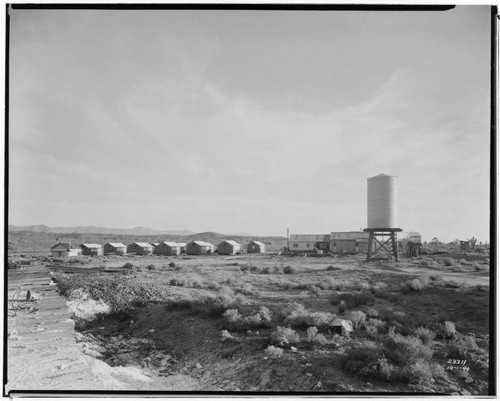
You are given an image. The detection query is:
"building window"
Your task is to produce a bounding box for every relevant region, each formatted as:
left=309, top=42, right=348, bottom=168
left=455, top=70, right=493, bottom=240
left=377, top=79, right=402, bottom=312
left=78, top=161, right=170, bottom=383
left=293, top=243, right=298, bottom=248
left=306, top=243, right=310, bottom=248
left=320, top=243, right=326, bottom=249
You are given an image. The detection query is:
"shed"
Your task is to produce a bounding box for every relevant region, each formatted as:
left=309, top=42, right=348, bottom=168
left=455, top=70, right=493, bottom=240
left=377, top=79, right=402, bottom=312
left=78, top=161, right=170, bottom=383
left=127, top=242, right=154, bottom=255
left=154, top=241, right=181, bottom=256
left=185, top=241, right=215, bottom=255
left=289, top=234, right=328, bottom=252
left=80, top=244, right=104, bottom=256
left=247, top=240, right=266, bottom=254
left=459, top=240, right=470, bottom=251
left=103, top=242, right=127, bottom=256
left=330, top=232, right=369, bottom=253
left=177, top=243, right=187, bottom=254
left=217, top=240, right=241, bottom=255
left=50, top=243, right=82, bottom=258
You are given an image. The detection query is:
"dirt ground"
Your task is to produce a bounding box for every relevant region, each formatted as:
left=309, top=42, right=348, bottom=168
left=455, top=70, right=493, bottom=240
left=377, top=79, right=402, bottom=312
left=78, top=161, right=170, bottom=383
left=7, top=250, right=492, bottom=394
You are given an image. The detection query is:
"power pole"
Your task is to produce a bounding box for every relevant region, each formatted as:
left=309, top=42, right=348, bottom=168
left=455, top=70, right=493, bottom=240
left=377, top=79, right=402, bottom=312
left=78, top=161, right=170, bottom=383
left=287, top=228, right=289, bottom=250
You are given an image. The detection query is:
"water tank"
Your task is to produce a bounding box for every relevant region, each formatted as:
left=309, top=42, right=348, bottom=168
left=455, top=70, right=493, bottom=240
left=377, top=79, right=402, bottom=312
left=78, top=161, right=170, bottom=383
left=406, top=232, right=422, bottom=244
left=367, top=173, right=398, bottom=228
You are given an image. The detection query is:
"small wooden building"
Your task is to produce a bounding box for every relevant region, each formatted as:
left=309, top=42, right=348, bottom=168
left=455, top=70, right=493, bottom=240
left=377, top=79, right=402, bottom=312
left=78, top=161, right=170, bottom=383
left=154, top=241, right=181, bottom=256
left=103, top=242, right=127, bottom=255
left=80, top=243, right=104, bottom=256
left=289, top=234, right=328, bottom=252
left=459, top=240, right=470, bottom=251
left=127, top=242, right=153, bottom=255
left=185, top=240, right=215, bottom=255
left=177, top=243, right=187, bottom=254
left=330, top=232, right=369, bottom=253
left=247, top=240, right=266, bottom=254
left=51, top=243, right=82, bottom=258
left=217, top=240, right=241, bottom=255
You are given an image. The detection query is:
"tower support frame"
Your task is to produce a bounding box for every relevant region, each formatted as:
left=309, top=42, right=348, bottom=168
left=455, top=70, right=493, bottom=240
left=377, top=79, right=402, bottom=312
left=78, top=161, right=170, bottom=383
left=363, top=228, right=402, bottom=261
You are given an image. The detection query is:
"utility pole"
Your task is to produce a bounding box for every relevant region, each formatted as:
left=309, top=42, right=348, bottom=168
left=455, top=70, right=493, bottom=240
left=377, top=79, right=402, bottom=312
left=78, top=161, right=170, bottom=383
left=287, top=228, right=289, bottom=250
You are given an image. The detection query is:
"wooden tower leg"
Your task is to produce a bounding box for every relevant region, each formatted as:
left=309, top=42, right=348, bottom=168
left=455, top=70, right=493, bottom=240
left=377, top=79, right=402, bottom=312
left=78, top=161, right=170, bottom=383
left=367, top=232, right=374, bottom=260
left=391, top=232, right=399, bottom=261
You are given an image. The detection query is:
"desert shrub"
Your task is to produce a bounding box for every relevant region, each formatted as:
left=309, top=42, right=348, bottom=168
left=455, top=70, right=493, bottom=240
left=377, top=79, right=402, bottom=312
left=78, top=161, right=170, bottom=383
left=365, top=325, right=378, bottom=337
left=351, top=282, right=370, bottom=291
left=146, top=264, right=157, bottom=270
left=338, top=303, right=346, bottom=314
left=442, top=257, right=455, bottom=266
left=366, top=307, right=379, bottom=318
left=240, top=283, right=262, bottom=297
left=309, top=286, right=321, bottom=297
left=169, top=277, right=187, bottom=286
left=446, top=334, right=481, bottom=360
left=223, top=306, right=273, bottom=330
left=416, top=274, right=430, bottom=287
left=190, top=279, right=205, bottom=289
left=280, top=280, right=298, bottom=290
left=273, top=265, right=283, bottom=274
left=326, top=265, right=340, bottom=271
left=330, top=292, right=341, bottom=305
left=261, top=266, right=272, bottom=274
left=239, top=264, right=250, bottom=272
left=337, top=291, right=375, bottom=309
left=382, top=332, right=433, bottom=367
left=283, top=265, right=296, bottom=274
left=271, top=326, right=300, bottom=346
left=442, top=321, right=457, bottom=338
left=220, top=329, right=240, bottom=342
left=201, top=292, right=241, bottom=315
left=282, top=303, right=336, bottom=329
left=306, top=326, right=329, bottom=346
left=206, top=280, right=221, bottom=290
left=350, top=311, right=366, bottom=331
left=405, top=360, right=434, bottom=385
left=123, top=262, right=134, bottom=269
left=219, top=285, right=235, bottom=296
left=413, top=327, right=436, bottom=345
left=402, top=278, right=424, bottom=292
left=316, top=277, right=336, bottom=290
left=342, top=341, right=383, bottom=375
left=168, top=262, right=176, bottom=268
left=174, top=265, right=183, bottom=271
left=370, top=282, right=388, bottom=294
left=365, top=318, right=386, bottom=335
left=265, top=345, right=283, bottom=359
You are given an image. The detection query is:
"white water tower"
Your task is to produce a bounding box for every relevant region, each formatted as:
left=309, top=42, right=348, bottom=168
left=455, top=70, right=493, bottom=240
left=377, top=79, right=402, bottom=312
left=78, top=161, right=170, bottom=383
left=364, top=173, right=402, bottom=261
left=367, top=173, right=398, bottom=228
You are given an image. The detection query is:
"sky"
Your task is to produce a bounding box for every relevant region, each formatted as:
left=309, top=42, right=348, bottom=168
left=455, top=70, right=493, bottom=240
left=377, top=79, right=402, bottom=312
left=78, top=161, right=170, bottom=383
left=8, top=6, right=491, bottom=242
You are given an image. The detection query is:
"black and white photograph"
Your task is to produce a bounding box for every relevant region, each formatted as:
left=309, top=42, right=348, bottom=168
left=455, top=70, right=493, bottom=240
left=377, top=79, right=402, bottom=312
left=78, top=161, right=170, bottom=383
left=5, top=3, right=495, bottom=396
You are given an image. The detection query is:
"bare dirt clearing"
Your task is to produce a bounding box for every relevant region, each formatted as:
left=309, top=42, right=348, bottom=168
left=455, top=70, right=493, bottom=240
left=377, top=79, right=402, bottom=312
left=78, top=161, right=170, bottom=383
left=7, top=250, right=491, bottom=394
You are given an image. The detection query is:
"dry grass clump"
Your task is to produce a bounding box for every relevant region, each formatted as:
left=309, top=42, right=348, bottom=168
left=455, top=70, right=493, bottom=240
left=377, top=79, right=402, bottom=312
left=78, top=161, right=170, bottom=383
left=223, top=306, right=273, bottom=330
left=413, top=326, right=437, bottom=345
left=442, top=321, right=457, bottom=338
left=401, top=275, right=430, bottom=293
left=315, top=277, right=337, bottom=290
left=239, top=283, right=262, bottom=297
left=271, top=326, right=300, bottom=346
left=442, top=257, right=455, bottom=266
left=326, top=265, right=341, bottom=271
left=364, top=318, right=387, bottom=337
left=169, top=277, right=187, bottom=286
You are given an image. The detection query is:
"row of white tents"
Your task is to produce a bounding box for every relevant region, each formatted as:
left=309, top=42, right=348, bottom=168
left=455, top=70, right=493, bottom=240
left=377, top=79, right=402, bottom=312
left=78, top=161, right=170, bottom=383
left=51, top=240, right=266, bottom=258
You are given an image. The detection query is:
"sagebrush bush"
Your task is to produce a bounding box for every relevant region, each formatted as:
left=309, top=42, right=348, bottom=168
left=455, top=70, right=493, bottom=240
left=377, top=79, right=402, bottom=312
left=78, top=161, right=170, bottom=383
left=271, top=326, right=300, bottom=346
left=223, top=306, right=273, bottom=330
left=442, top=257, right=455, bottom=266
left=337, top=291, right=375, bottom=309
left=265, top=345, right=284, bottom=359
left=350, top=310, right=366, bottom=331
left=442, top=321, right=457, bottom=338
left=446, top=334, right=481, bottom=360
left=413, top=326, right=436, bottom=345
left=330, top=292, right=341, bottom=305
left=306, top=326, right=329, bottom=346
left=168, top=261, right=176, bottom=268
left=123, top=262, right=134, bottom=269
left=326, top=265, right=340, bottom=271
left=283, top=265, right=296, bottom=274
left=282, top=303, right=336, bottom=329
left=169, top=277, right=187, bottom=286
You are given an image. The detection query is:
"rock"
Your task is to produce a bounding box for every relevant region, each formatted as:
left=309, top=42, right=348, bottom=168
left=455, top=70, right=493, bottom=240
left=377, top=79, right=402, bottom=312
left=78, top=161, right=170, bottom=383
left=465, top=377, right=474, bottom=384
left=291, top=346, right=298, bottom=352
left=316, top=381, right=322, bottom=389
left=306, top=372, right=313, bottom=377
left=460, top=390, right=471, bottom=396
left=148, top=329, right=155, bottom=333
left=196, top=363, right=203, bottom=369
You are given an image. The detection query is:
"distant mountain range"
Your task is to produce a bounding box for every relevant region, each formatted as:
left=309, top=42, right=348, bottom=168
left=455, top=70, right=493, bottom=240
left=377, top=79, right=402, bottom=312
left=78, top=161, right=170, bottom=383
left=8, top=224, right=195, bottom=236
